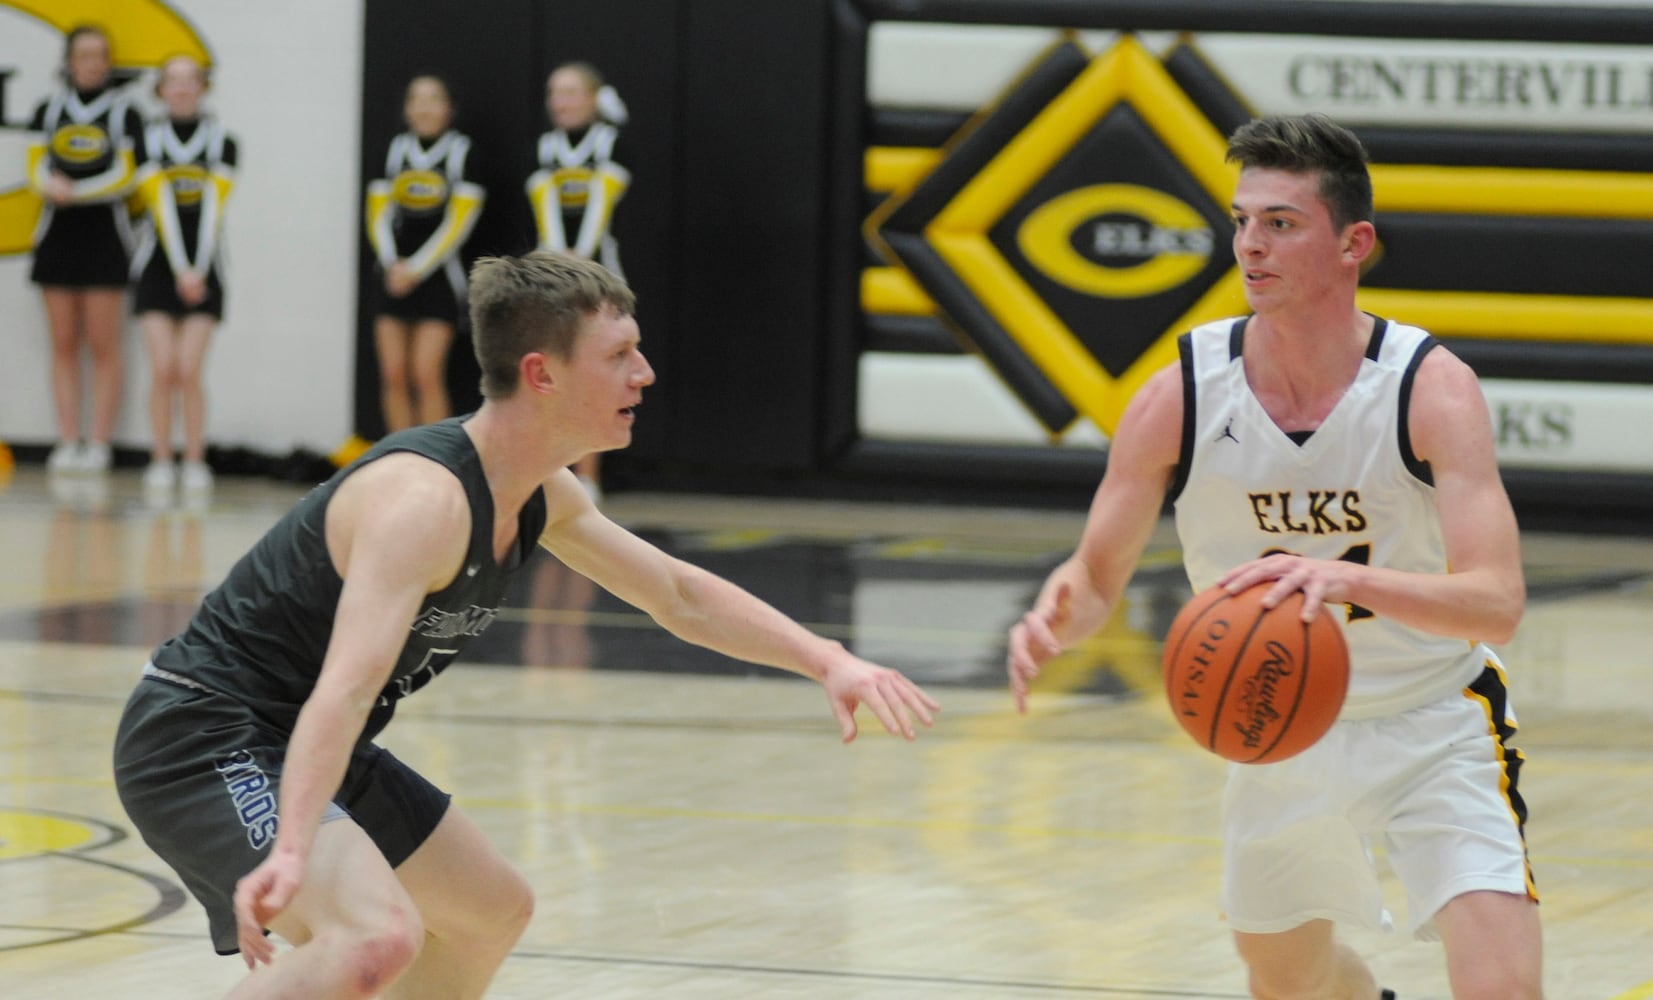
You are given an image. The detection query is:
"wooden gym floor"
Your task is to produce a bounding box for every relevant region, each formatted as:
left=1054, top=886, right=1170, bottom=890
left=1, top=466, right=1650, bottom=998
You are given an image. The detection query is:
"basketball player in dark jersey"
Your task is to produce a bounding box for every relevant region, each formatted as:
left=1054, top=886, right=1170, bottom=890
left=367, top=75, right=484, bottom=433
left=113, top=250, right=939, bottom=999
left=132, top=55, right=238, bottom=499
left=26, top=25, right=145, bottom=475
left=527, top=61, right=629, bottom=501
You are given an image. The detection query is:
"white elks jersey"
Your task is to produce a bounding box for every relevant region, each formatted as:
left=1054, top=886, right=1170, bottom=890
left=1170, top=315, right=1498, bottom=718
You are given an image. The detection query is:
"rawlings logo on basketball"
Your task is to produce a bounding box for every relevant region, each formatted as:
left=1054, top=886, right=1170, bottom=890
left=1231, top=640, right=1295, bottom=750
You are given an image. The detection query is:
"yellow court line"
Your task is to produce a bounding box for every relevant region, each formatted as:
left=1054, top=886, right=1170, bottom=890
left=451, top=795, right=1224, bottom=847
left=1609, top=982, right=1653, bottom=1000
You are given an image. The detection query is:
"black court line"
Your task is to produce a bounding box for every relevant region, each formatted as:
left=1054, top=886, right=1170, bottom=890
left=502, top=946, right=1248, bottom=998
left=0, top=853, right=189, bottom=953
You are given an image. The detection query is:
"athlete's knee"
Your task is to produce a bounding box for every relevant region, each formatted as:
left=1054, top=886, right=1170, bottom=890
left=1235, top=937, right=1340, bottom=1000
left=378, top=362, right=409, bottom=388
left=151, top=361, right=181, bottom=391
left=410, top=365, right=445, bottom=397
left=497, top=868, right=535, bottom=940
left=331, top=904, right=425, bottom=998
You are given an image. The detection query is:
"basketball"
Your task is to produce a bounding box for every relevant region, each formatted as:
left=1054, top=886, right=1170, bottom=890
left=1161, top=582, right=1349, bottom=764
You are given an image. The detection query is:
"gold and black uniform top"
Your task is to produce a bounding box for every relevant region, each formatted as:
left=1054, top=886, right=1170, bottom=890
left=526, top=122, right=630, bottom=272
left=366, top=129, right=485, bottom=284
left=132, top=117, right=238, bottom=277
left=28, top=84, right=144, bottom=191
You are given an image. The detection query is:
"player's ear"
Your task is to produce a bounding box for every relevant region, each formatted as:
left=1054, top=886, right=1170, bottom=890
left=522, top=352, right=556, bottom=394
left=1342, top=220, right=1377, bottom=265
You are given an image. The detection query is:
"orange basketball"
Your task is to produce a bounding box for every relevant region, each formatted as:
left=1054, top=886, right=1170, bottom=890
left=1161, top=582, right=1349, bottom=764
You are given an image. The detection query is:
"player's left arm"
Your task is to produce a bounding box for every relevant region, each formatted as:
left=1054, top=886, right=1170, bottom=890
left=570, top=162, right=628, bottom=259
left=1399, top=347, right=1525, bottom=641
left=403, top=139, right=483, bottom=282
left=190, top=133, right=237, bottom=275
left=536, top=470, right=938, bottom=740
left=1223, top=348, right=1524, bottom=643
left=401, top=180, right=483, bottom=282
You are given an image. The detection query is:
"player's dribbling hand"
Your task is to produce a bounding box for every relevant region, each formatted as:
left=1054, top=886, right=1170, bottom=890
left=821, top=653, right=939, bottom=743
left=233, top=850, right=304, bottom=968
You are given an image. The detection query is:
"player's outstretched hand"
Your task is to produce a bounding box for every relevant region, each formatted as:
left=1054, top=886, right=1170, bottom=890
left=821, top=653, right=939, bottom=742
left=233, top=850, right=304, bottom=968
left=1007, top=582, right=1072, bottom=714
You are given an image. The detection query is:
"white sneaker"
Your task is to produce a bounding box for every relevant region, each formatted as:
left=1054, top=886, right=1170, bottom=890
left=46, top=441, right=81, bottom=475
left=143, top=461, right=177, bottom=494
left=180, top=460, right=214, bottom=493
left=79, top=441, right=112, bottom=474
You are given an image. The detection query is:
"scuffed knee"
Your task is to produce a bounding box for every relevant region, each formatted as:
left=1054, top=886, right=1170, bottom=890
left=339, top=905, right=424, bottom=998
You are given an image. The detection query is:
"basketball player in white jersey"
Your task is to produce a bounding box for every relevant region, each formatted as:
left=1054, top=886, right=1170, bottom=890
left=1007, top=114, right=1542, bottom=1000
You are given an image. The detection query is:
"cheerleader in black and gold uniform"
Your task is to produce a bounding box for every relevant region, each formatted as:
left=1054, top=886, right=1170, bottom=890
left=366, top=75, right=484, bottom=432
left=26, top=25, right=145, bottom=474
left=131, top=55, right=237, bottom=499
left=527, top=61, right=629, bottom=498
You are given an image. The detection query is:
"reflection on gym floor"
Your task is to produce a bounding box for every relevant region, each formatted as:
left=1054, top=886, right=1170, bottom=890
left=2, top=468, right=1651, bottom=999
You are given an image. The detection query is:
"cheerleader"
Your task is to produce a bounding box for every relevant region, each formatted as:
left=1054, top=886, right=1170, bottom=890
left=365, top=75, right=484, bottom=432
left=26, top=25, right=144, bottom=475
left=527, top=61, right=629, bottom=499
left=131, top=55, right=237, bottom=499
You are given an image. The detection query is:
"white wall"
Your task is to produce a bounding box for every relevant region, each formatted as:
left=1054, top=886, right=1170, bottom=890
left=0, top=0, right=363, bottom=455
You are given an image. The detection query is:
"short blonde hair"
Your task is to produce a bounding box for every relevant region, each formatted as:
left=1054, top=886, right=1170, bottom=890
left=468, top=251, right=636, bottom=399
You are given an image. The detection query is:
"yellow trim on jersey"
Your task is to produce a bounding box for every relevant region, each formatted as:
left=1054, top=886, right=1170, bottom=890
left=403, top=182, right=484, bottom=283
left=62, top=147, right=138, bottom=204
left=526, top=169, right=567, bottom=251
left=136, top=163, right=190, bottom=276
left=209, top=168, right=236, bottom=205
left=365, top=180, right=395, bottom=268
left=1460, top=663, right=1539, bottom=901
left=572, top=166, right=628, bottom=259
left=192, top=166, right=236, bottom=274
left=25, top=141, right=50, bottom=194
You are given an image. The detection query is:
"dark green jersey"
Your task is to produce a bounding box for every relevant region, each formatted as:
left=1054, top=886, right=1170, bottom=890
left=151, top=418, right=548, bottom=742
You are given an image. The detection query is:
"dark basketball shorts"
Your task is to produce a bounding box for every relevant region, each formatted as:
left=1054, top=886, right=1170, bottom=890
left=31, top=204, right=131, bottom=287
left=134, top=253, right=224, bottom=320
left=112, top=673, right=451, bottom=955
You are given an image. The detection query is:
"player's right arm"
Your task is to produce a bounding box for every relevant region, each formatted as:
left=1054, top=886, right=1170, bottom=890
left=1009, top=362, right=1182, bottom=713
left=526, top=166, right=567, bottom=251
left=233, top=456, right=470, bottom=965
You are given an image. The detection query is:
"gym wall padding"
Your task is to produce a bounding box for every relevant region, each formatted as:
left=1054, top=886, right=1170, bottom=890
left=358, top=0, right=1653, bottom=530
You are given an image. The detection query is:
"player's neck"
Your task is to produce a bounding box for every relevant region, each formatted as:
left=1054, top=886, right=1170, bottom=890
left=463, top=402, right=579, bottom=510
left=1243, top=308, right=1373, bottom=425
